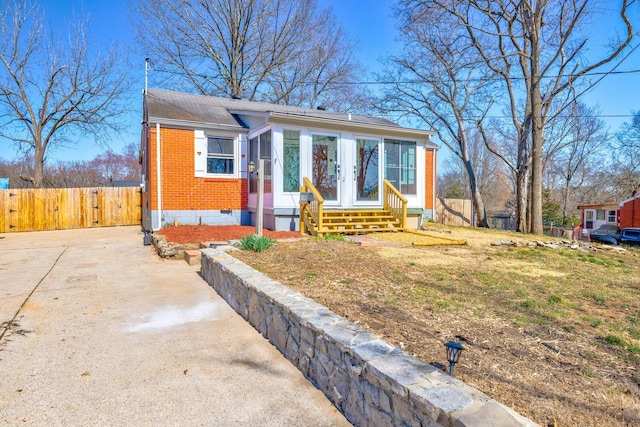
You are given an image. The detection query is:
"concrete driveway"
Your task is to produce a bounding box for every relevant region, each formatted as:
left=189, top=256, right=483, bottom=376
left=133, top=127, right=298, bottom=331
left=0, top=226, right=349, bottom=426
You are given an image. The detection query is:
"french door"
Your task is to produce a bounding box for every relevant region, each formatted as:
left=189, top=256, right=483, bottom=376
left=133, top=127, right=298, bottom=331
left=311, top=134, right=340, bottom=204
left=354, top=138, right=381, bottom=204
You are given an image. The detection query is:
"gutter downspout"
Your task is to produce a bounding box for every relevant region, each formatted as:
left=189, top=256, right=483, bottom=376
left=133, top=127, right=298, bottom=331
left=155, top=123, right=162, bottom=231
left=432, top=148, right=437, bottom=222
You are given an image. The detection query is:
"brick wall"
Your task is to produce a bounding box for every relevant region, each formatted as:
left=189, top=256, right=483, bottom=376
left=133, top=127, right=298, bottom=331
left=620, top=197, right=640, bottom=229
left=425, top=149, right=436, bottom=210
left=147, top=127, right=247, bottom=212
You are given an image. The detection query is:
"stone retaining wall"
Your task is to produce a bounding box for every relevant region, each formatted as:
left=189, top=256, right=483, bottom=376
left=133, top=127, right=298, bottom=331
left=201, top=249, right=538, bottom=427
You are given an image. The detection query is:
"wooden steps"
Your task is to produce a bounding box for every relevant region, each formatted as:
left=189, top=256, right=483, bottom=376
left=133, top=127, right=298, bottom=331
left=303, top=208, right=403, bottom=235
left=299, top=178, right=408, bottom=237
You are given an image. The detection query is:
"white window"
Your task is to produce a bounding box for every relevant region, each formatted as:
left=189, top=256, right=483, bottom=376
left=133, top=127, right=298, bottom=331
left=249, top=130, right=272, bottom=193
left=194, top=130, right=237, bottom=178
left=207, top=137, right=235, bottom=174
left=282, top=130, right=301, bottom=193
left=384, top=139, right=416, bottom=194
left=608, top=210, right=617, bottom=223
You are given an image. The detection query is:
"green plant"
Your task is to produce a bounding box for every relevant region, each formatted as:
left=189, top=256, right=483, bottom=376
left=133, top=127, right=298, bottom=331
left=321, top=233, right=345, bottom=241
left=604, top=334, right=625, bottom=347
left=239, top=234, right=275, bottom=252
left=582, top=316, right=602, bottom=328
left=548, top=295, right=563, bottom=304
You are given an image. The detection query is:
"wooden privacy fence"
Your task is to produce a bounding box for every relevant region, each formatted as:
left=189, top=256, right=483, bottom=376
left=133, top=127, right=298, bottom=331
left=435, top=197, right=473, bottom=227
left=0, top=187, right=141, bottom=233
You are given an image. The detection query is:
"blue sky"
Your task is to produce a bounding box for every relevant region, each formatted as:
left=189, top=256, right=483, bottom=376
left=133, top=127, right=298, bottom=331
left=1, top=0, right=638, bottom=167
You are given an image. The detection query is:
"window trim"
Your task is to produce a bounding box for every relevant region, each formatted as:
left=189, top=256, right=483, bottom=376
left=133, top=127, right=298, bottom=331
left=206, top=136, right=236, bottom=176
left=194, top=130, right=241, bottom=179
left=282, top=129, right=302, bottom=194
left=383, top=139, right=417, bottom=195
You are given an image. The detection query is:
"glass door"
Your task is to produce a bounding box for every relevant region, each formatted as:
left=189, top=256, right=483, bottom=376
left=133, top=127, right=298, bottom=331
left=312, top=134, right=340, bottom=203
left=354, top=138, right=380, bottom=203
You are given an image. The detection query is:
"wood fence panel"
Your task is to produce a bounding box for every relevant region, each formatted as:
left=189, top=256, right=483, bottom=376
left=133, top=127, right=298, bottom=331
left=0, top=190, right=6, bottom=232
left=117, top=187, right=143, bottom=225
left=0, top=187, right=141, bottom=233
left=436, top=198, right=473, bottom=227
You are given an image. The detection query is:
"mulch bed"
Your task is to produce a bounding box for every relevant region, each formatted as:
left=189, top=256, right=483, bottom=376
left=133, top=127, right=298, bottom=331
left=157, top=225, right=303, bottom=244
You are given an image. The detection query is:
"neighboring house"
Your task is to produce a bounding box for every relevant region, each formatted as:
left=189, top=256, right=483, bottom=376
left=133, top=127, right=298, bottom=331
left=577, top=203, right=620, bottom=238
left=619, top=195, right=640, bottom=229
left=141, top=89, right=438, bottom=233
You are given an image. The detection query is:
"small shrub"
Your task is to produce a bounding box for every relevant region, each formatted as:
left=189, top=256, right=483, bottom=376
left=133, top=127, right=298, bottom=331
left=239, top=234, right=274, bottom=252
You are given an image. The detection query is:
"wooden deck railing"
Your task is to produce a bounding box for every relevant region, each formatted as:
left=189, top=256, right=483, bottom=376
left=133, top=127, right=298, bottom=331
left=299, top=177, right=325, bottom=235
left=383, top=179, right=407, bottom=229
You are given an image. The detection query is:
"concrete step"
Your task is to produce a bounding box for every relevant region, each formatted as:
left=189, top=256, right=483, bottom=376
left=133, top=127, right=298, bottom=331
left=184, top=249, right=201, bottom=266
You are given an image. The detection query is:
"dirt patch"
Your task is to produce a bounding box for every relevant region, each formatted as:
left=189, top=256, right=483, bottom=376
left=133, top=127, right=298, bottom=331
left=229, top=228, right=640, bottom=427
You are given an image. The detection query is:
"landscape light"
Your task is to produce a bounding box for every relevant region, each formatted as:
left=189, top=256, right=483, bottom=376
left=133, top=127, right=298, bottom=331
left=444, top=341, right=465, bottom=377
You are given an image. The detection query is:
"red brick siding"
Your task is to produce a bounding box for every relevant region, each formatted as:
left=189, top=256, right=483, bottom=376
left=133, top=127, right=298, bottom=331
left=147, top=127, right=247, bottom=211
left=620, top=197, right=640, bottom=229
left=424, top=149, right=436, bottom=210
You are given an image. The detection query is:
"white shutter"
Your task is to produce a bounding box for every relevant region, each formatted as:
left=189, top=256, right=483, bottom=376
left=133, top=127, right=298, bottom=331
left=194, top=130, right=207, bottom=177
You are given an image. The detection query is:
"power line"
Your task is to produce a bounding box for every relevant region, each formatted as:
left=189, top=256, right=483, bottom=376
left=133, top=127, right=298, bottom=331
left=149, top=66, right=640, bottom=87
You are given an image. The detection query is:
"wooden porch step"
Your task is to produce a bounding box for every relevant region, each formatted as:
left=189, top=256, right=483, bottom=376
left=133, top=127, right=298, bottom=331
left=323, top=220, right=400, bottom=226
left=318, top=225, right=402, bottom=234
left=322, top=215, right=396, bottom=222
left=323, top=209, right=390, bottom=216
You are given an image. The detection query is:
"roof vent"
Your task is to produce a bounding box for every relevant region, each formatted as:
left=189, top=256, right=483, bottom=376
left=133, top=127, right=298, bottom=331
left=231, top=94, right=242, bottom=100
left=316, top=105, right=326, bottom=111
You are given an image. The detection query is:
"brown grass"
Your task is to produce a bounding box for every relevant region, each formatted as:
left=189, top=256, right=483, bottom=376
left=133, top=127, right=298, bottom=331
left=232, top=225, right=640, bottom=427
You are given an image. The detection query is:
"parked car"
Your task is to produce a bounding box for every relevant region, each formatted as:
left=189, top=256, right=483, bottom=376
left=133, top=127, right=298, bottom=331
left=589, top=224, right=620, bottom=245
left=620, top=228, right=640, bottom=245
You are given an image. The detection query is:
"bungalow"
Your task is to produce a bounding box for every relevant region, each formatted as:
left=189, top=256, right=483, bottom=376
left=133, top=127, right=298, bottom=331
left=619, top=195, right=640, bottom=229
left=140, top=89, right=437, bottom=234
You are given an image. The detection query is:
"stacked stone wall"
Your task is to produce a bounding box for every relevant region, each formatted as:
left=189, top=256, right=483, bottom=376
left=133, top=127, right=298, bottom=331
left=201, top=249, right=538, bottom=427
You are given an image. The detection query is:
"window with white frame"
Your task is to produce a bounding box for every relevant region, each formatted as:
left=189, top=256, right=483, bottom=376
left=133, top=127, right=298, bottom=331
left=608, top=210, right=617, bottom=223
left=384, top=139, right=416, bottom=194
left=249, top=130, right=272, bottom=193
left=207, top=136, right=235, bottom=174
left=282, top=130, right=301, bottom=192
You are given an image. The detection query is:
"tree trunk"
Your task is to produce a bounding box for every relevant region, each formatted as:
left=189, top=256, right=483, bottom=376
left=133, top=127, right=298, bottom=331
left=528, top=13, right=544, bottom=236
left=515, top=169, right=528, bottom=232
left=33, top=140, right=45, bottom=188
left=562, top=178, right=571, bottom=224
left=463, top=159, right=489, bottom=228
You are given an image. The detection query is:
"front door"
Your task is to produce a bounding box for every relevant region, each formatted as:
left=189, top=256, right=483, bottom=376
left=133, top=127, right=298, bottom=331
left=354, top=138, right=381, bottom=204
left=312, top=134, right=340, bottom=204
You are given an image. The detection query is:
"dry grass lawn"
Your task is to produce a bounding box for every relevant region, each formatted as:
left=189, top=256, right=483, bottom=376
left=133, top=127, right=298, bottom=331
left=232, top=224, right=640, bottom=427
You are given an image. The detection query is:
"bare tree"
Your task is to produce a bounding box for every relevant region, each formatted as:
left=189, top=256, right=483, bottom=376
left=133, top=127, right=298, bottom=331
left=544, top=102, right=608, bottom=222
left=0, top=0, right=129, bottom=187
left=612, top=110, right=640, bottom=198
left=406, top=0, right=635, bottom=234
left=383, top=5, right=496, bottom=227
left=133, top=0, right=370, bottom=110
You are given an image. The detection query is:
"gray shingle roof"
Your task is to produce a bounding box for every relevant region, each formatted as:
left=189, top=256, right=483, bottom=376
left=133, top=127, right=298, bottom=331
left=145, top=88, right=402, bottom=129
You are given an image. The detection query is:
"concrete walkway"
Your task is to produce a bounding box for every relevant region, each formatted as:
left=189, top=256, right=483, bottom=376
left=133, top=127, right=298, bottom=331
left=0, top=227, right=350, bottom=426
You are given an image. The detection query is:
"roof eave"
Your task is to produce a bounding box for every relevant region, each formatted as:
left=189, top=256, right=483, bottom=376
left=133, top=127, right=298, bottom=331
left=148, top=116, right=248, bottom=132
left=267, top=112, right=437, bottom=143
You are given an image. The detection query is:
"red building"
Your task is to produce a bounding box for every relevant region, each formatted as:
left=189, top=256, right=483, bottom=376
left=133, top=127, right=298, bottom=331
left=619, top=195, right=640, bottom=229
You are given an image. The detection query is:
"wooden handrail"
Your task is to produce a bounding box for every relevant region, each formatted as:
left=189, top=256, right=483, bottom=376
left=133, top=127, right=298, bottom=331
left=383, top=179, right=407, bottom=229
left=300, top=177, right=324, bottom=235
